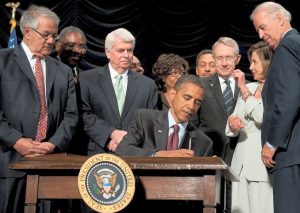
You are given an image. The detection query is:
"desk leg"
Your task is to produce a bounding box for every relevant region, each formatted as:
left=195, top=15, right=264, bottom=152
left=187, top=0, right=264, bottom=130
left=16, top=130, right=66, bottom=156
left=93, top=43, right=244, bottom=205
left=25, top=175, right=39, bottom=213
left=203, top=175, right=216, bottom=213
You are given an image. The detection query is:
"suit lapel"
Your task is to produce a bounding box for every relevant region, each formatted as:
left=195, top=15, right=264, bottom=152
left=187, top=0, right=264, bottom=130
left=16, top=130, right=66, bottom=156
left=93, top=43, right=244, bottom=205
left=154, top=111, right=169, bottom=150
left=208, top=75, right=227, bottom=115
left=45, top=58, right=58, bottom=97
left=121, top=71, right=138, bottom=119
left=99, top=67, right=120, bottom=117
left=233, top=80, right=240, bottom=111
left=14, top=46, right=36, bottom=85
left=180, top=123, right=197, bottom=149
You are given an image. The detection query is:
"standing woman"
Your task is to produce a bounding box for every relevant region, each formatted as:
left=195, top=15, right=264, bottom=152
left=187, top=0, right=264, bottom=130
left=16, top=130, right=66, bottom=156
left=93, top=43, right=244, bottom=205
left=225, top=41, right=273, bottom=213
left=152, top=53, right=189, bottom=110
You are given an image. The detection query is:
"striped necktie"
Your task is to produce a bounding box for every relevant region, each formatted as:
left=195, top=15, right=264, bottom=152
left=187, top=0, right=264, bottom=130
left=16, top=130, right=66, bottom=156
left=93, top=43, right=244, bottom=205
left=223, top=79, right=233, bottom=116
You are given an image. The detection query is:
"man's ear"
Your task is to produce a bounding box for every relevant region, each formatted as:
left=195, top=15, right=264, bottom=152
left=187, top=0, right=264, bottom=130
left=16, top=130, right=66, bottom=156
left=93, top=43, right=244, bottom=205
left=195, top=67, right=200, bottom=76
left=105, top=48, right=111, bottom=59
left=235, top=54, right=241, bottom=65
left=169, top=88, right=176, bottom=104
left=55, top=41, right=62, bottom=52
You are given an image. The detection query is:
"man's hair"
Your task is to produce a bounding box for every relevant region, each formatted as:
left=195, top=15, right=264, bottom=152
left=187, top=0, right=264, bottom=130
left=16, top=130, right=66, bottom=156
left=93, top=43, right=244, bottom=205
left=20, top=5, right=60, bottom=35
left=174, top=74, right=204, bottom=91
left=58, top=26, right=86, bottom=42
left=196, top=49, right=213, bottom=66
left=250, top=1, right=291, bottom=22
left=212, top=37, right=239, bottom=56
left=105, top=28, right=135, bottom=50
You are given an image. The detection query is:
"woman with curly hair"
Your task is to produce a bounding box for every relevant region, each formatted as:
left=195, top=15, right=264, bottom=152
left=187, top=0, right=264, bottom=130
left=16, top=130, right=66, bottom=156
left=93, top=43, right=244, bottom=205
left=152, top=53, right=189, bottom=110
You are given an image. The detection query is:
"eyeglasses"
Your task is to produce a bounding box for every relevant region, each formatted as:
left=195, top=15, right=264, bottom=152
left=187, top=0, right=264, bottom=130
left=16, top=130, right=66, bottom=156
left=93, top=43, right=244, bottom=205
left=169, top=68, right=187, bottom=77
left=59, top=41, right=87, bottom=51
left=29, top=27, right=58, bottom=40
left=214, top=55, right=236, bottom=63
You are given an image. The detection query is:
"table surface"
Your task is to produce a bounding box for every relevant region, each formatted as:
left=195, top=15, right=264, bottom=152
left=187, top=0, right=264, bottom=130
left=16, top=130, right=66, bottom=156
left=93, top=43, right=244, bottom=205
left=9, top=153, right=228, bottom=171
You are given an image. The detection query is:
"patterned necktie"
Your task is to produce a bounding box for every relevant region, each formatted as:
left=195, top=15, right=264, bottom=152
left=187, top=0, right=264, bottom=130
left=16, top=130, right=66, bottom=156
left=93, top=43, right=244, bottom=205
left=114, top=74, right=125, bottom=115
left=73, top=67, right=78, bottom=84
left=167, top=124, right=179, bottom=150
left=35, top=57, right=48, bottom=141
left=223, top=79, right=233, bottom=116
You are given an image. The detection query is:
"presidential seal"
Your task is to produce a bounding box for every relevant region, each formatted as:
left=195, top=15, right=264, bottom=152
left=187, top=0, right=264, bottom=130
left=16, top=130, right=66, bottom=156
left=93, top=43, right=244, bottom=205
left=78, top=154, right=135, bottom=213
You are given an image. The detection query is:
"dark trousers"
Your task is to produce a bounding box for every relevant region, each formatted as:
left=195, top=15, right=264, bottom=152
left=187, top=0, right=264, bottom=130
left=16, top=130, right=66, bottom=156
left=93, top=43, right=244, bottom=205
left=0, top=177, right=25, bottom=213
left=273, top=164, right=300, bottom=213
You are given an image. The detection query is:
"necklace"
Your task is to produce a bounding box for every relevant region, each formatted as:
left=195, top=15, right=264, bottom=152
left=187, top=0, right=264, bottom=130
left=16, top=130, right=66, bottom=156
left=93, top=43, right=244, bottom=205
left=258, top=82, right=264, bottom=93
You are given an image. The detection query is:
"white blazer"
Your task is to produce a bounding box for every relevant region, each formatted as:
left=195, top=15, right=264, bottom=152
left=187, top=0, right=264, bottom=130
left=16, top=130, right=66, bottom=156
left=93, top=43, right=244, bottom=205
left=225, top=82, right=271, bottom=182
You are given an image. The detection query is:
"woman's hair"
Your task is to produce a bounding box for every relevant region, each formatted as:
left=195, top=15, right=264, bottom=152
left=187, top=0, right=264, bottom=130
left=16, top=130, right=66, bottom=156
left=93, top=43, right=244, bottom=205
left=248, top=41, right=273, bottom=75
left=152, top=53, right=189, bottom=92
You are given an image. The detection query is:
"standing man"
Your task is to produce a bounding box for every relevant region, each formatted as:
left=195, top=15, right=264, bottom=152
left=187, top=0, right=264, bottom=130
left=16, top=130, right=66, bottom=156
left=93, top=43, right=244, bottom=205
left=195, top=49, right=217, bottom=78
left=198, top=37, right=240, bottom=164
left=52, top=26, right=88, bottom=155
left=0, top=5, right=77, bottom=213
left=251, top=2, right=300, bottom=213
left=80, top=28, right=157, bottom=156
left=197, top=37, right=241, bottom=212
left=53, top=26, right=88, bottom=83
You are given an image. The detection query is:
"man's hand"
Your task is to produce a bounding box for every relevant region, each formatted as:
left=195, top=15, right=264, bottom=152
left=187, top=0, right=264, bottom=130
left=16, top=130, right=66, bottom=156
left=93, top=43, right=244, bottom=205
left=155, top=149, right=194, bottom=157
left=13, top=138, right=42, bottom=156
left=24, top=141, right=56, bottom=157
left=107, top=140, right=119, bottom=152
left=108, top=129, right=127, bottom=152
left=228, top=115, right=244, bottom=132
left=261, top=144, right=276, bottom=168
left=110, top=129, right=127, bottom=145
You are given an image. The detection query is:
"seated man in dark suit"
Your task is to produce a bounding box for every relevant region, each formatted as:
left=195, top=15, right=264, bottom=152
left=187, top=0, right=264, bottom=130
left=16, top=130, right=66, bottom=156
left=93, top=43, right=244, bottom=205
left=116, top=74, right=212, bottom=157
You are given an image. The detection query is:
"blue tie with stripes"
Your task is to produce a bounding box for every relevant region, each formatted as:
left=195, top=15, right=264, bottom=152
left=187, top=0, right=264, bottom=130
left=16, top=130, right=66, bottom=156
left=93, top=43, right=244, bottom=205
left=223, top=79, right=233, bottom=116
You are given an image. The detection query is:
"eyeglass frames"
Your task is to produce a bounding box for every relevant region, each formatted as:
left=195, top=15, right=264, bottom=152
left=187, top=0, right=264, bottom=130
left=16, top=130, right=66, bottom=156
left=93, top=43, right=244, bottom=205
left=29, top=27, right=58, bottom=40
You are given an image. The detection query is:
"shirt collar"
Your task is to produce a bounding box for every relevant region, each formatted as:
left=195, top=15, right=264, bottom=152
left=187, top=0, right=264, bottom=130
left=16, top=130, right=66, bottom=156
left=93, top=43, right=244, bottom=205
left=21, top=42, right=35, bottom=62
left=218, top=75, right=234, bottom=84
left=21, top=42, right=46, bottom=62
left=109, top=63, right=128, bottom=79
left=167, top=110, right=188, bottom=130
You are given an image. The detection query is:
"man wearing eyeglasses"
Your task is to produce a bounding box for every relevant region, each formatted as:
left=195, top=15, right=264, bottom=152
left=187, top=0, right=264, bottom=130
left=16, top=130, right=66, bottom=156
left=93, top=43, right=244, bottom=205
left=198, top=37, right=241, bottom=212
left=52, top=26, right=88, bottom=84
left=51, top=26, right=89, bottom=157
left=0, top=5, right=77, bottom=213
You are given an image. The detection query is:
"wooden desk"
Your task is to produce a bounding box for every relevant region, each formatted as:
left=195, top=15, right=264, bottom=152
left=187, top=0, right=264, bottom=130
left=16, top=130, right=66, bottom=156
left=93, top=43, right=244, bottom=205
left=10, top=153, right=229, bottom=213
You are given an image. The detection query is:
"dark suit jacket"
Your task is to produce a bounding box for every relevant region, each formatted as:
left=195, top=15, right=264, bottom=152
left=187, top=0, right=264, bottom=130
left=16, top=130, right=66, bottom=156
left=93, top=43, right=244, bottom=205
left=50, top=52, right=89, bottom=155
left=0, top=45, right=78, bottom=178
left=198, top=74, right=239, bottom=164
left=116, top=109, right=213, bottom=157
left=262, top=29, right=300, bottom=171
left=79, top=65, right=158, bottom=156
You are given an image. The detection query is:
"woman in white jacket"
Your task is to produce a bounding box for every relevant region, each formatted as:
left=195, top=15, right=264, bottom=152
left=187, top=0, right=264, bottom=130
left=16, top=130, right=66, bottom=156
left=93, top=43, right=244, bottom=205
left=226, top=41, right=273, bottom=213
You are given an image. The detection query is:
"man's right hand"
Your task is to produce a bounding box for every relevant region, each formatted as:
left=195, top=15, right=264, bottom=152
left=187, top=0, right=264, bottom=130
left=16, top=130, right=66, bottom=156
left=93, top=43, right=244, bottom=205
left=13, top=138, right=49, bottom=156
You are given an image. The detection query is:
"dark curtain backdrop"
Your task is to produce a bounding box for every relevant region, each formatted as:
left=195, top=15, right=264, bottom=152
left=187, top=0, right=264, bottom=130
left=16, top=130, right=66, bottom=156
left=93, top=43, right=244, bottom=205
left=1, top=0, right=299, bottom=79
